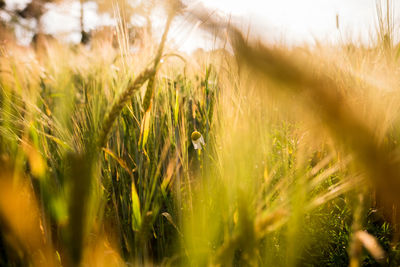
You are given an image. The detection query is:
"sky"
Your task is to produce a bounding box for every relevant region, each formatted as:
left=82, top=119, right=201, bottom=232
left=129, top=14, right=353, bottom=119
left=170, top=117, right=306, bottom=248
left=3, top=0, right=398, bottom=52
left=177, top=0, right=396, bottom=51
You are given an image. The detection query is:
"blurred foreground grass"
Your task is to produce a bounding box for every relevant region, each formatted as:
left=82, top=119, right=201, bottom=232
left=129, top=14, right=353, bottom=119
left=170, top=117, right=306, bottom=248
left=1, top=3, right=400, bottom=266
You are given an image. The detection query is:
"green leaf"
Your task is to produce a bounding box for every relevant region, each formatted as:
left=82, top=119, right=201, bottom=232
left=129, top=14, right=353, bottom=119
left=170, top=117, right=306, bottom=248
left=131, top=182, right=141, bottom=231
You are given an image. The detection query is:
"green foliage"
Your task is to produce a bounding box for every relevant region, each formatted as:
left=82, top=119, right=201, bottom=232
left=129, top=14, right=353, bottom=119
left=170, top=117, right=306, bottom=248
left=1, top=23, right=400, bottom=267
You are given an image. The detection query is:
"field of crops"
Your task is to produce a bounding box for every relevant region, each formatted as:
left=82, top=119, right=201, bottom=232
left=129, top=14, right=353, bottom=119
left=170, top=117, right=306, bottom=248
left=2, top=1, right=400, bottom=266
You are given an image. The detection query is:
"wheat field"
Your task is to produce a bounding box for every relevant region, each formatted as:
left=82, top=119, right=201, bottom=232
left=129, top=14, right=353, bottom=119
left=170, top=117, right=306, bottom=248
left=1, top=1, right=400, bottom=266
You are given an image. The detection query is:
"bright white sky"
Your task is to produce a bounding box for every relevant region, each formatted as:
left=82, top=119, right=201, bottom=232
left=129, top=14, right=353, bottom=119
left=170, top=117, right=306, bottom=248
left=3, top=0, right=398, bottom=52
left=177, top=0, right=395, bottom=51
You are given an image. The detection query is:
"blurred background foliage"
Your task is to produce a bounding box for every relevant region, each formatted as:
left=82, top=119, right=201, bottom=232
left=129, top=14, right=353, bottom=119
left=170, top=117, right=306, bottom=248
left=0, top=0, right=160, bottom=47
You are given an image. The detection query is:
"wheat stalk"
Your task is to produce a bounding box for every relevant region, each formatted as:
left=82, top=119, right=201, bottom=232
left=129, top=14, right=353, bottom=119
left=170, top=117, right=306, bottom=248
left=97, top=4, right=177, bottom=149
